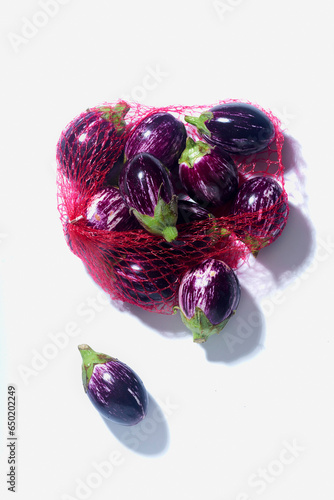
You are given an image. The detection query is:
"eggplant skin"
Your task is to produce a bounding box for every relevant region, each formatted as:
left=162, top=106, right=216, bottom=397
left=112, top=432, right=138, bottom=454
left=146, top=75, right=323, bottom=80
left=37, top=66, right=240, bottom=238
left=179, top=145, right=239, bottom=209
left=231, top=176, right=288, bottom=242
left=186, top=103, right=275, bottom=155
left=111, top=253, right=178, bottom=306
left=87, top=359, right=148, bottom=426
left=57, top=110, right=123, bottom=186
left=119, top=152, right=178, bottom=243
left=119, top=153, right=174, bottom=217
left=124, top=112, right=187, bottom=169
left=179, top=258, right=240, bottom=326
left=86, top=186, right=140, bottom=231
left=177, top=199, right=213, bottom=225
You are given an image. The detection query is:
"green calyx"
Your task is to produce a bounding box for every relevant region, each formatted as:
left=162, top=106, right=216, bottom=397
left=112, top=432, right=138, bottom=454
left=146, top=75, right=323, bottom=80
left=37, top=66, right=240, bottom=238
left=178, top=137, right=211, bottom=168
left=242, top=235, right=271, bottom=257
left=132, top=194, right=178, bottom=243
left=78, top=344, right=117, bottom=392
left=96, top=101, right=130, bottom=134
left=184, top=111, right=213, bottom=137
left=178, top=306, right=235, bottom=343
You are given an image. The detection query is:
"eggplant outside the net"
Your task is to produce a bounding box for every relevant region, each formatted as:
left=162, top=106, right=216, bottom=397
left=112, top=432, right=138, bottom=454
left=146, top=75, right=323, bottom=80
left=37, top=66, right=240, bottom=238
left=78, top=344, right=148, bottom=426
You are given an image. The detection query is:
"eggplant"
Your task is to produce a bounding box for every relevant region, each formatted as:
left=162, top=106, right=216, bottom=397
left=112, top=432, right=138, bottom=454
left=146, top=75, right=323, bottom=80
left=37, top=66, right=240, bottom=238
left=177, top=258, right=240, bottom=343
left=185, top=103, right=275, bottom=155
left=231, top=176, right=288, bottom=250
left=86, top=186, right=140, bottom=231
left=177, top=199, right=213, bottom=225
left=124, top=112, right=187, bottom=170
left=78, top=344, right=148, bottom=426
left=119, top=153, right=178, bottom=243
left=178, top=137, right=239, bottom=209
left=57, top=102, right=129, bottom=187
left=111, top=252, right=178, bottom=306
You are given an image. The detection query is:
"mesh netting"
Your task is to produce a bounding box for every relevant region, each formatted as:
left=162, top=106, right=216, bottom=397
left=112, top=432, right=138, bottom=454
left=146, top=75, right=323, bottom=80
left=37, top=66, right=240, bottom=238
left=56, top=99, right=289, bottom=314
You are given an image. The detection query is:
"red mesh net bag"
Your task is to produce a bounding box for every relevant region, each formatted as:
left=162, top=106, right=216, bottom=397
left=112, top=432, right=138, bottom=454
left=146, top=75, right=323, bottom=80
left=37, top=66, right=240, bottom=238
left=56, top=99, right=288, bottom=315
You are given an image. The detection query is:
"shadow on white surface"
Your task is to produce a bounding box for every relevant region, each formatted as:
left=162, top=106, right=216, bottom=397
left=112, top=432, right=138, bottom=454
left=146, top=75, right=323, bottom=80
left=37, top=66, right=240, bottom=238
left=256, top=204, right=316, bottom=283
left=124, top=302, right=188, bottom=339
left=100, top=394, right=170, bottom=455
left=281, top=133, right=307, bottom=177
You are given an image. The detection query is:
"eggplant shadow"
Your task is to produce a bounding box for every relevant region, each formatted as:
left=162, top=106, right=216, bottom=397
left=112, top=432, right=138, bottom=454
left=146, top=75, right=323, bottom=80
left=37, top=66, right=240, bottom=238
left=120, top=301, right=188, bottom=339
left=101, top=394, right=170, bottom=455
left=255, top=203, right=316, bottom=283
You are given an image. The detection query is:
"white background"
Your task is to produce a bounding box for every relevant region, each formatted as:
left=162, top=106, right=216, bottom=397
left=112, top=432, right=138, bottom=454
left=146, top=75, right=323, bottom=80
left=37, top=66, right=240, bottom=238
left=1, top=0, right=334, bottom=499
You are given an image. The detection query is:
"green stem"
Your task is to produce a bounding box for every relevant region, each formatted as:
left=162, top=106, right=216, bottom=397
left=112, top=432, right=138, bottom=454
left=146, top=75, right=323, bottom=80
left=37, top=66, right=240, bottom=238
left=184, top=111, right=213, bottom=137
left=78, top=344, right=116, bottom=392
left=162, top=226, right=178, bottom=243
left=179, top=137, right=211, bottom=168
left=132, top=194, right=178, bottom=243
left=179, top=307, right=234, bottom=343
left=96, top=101, right=130, bottom=134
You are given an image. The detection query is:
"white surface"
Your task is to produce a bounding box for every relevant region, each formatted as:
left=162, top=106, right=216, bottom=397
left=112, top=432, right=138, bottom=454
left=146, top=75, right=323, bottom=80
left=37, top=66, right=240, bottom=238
left=1, top=0, right=334, bottom=499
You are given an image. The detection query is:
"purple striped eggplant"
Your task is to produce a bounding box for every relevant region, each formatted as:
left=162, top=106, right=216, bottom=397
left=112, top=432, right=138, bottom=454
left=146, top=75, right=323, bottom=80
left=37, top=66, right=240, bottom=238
left=231, top=176, right=289, bottom=251
left=119, top=152, right=178, bottom=242
left=111, top=252, right=178, bottom=306
left=57, top=102, right=129, bottom=187
left=185, top=103, right=275, bottom=155
left=124, top=112, right=187, bottom=170
left=177, top=199, right=213, bottom=224
left=86, top=186, right=140, bottom=231
left=179, top=137, right=239, bottom=209
left=178, top=258, right=240, bottom=343
left=78, top=345, right=148, bottom=426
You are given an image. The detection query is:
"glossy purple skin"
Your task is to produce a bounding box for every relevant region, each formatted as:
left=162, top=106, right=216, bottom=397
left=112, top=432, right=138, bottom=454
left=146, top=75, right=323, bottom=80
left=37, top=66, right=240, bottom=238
left=200, top=103, right=275, bottom=155
left=57, top=110, right=121, bottom=184
left=87, top=360, right=148, bottom=425
left=86, top=186, right=140, bottom=231
left=179, top=147, right=239, bottom=209
left=124, top=112, right=187, bottom=169
left=179, top=259, right=240, bottom=325
left=112, top=253, right=178, bottom=305
left=119, top=153, right=174, bottom=217
left=177, top=199, right=213, bottom=224
left=231, top=176, right=288, bottom=241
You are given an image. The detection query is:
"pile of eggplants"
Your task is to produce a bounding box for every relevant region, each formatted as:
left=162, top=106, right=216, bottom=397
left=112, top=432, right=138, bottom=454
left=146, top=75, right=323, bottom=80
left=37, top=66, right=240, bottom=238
left=57, top=100, right=288, bottom=343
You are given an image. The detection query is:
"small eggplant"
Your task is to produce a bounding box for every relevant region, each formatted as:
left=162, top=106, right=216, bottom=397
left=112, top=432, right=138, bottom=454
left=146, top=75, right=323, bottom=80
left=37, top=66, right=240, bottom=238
left=177, top=199, right=213, bottom=225
left=78, top=344, right=148, bottom=426
left=231, top=176, right=288, bottom=251
left=124, top=112, right=187, bottom=170
left=57, top=102, right=129, bottom=187
left=119, top=152, right=178, bottom=243
left=178, top=137, right=239, bottom=209
left=177, top=258, right=240, bottom=343
left=86, top=186, right=140, bottom=231
left=185, top=103, right=275, bottom=155
left=111, top=252, right=178, bottom=306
